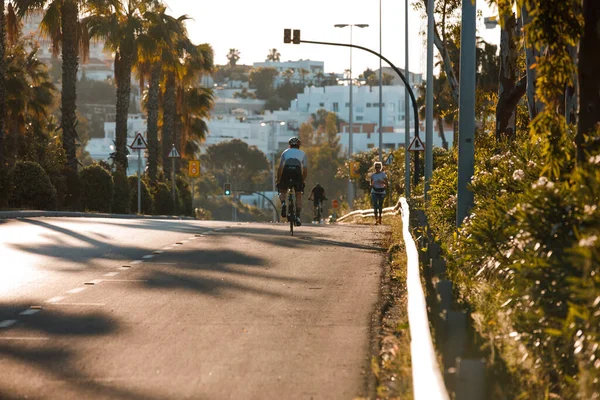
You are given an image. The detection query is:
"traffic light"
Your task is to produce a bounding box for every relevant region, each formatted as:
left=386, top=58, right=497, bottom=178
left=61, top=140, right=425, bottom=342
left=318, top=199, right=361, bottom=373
left=223, top=183, right=231, bottom=196
left=292, top=29, right=301, bottom=44
left=284, top=29, right=291, bottom=44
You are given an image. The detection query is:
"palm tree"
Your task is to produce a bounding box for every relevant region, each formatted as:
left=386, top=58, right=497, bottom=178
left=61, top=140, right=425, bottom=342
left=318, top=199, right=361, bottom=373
left=85, top=0, right=147, bottom=173
left=177, top=44, right=214, bottom=159
left=226, top=48, right=240, bottom=67
left=282, top=68, right=294, bottom=83
left=136, top=4, right=188, bottom=182
left=266, top=48, right=280, bottom=62
left=298, top=68, right=309, bottom=85
left=14, top=0, right=91, bottom=177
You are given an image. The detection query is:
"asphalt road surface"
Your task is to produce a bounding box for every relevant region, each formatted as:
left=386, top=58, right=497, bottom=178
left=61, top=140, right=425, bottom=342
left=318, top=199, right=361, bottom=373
left=0, top=217, right=386, bottom=399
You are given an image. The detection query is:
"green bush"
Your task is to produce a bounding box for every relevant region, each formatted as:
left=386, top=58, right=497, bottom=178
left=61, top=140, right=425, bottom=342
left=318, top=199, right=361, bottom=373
left=424, top=130, right=600, bottom=398
left=153, top=182, right=174, bottom=215
left=128, top=176, right=153, bottom=215
left=79, top=164, right=114, bottom=213
left=9, top=161, right=57, bottom=210
left=0, top=166, right=13, bottom=209
left=111, top=170, right=131, bottom=214
left=176, top=175, right=193, bottom=216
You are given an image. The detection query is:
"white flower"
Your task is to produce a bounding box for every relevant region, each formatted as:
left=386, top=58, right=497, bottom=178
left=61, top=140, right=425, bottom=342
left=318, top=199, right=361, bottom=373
left=584, top=205, right=597, bottom=215
left=589, top=155, right=600, bottom=164
left=532, top=176, right=554, bottom=190
left=527, top=160, right=537, bottom=169
left=579, top=235, right=597, bottom=248
left=512, top=169, right=525, bottom=181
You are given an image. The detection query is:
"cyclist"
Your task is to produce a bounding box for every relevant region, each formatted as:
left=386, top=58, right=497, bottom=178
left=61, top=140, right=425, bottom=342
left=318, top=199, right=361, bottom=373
left=277, top=137, right=308, bottom=226
left=370, top=161, right=388, bottom=225
left=307, top=183, right=327, bottom=222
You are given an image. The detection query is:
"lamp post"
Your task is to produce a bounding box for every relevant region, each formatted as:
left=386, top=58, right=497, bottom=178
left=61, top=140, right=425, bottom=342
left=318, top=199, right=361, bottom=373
left=261, top=120, right=286, bottom=222
left=334, top=23, right=368, bottom=208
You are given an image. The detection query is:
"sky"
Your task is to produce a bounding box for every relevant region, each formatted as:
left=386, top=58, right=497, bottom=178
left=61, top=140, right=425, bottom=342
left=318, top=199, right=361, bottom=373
left=164, top=0, right=499, bottom=77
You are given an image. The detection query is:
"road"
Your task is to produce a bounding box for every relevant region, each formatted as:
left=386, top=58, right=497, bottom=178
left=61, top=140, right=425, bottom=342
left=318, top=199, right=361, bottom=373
left=0, top=217, right=386, bottom=400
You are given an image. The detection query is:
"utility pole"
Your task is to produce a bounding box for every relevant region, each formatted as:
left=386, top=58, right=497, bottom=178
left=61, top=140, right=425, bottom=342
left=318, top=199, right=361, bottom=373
left=378, top=0, right=383, bottom=162
left=404, top=0, right=411, bottom=197
left=424, top=0, right=435, bottom=199
left=456, top=0, right=477, bottom=226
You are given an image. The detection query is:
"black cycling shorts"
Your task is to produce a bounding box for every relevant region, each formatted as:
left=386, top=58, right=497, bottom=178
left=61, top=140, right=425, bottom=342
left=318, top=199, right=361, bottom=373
left=279, top=165, right=303, bottom=192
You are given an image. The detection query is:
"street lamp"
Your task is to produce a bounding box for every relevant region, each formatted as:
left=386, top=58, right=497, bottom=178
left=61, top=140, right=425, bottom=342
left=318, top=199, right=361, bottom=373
left=334, top=23, right=368, bottom=208
left=261, top=120, right=286, bottom=222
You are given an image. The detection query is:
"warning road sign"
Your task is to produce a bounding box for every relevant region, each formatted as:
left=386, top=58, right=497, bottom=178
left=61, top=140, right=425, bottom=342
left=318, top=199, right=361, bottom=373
left=168, top=145, right=181, bottom=158
left=407, top=136, right=425, bottom=151
left=129, top=132, right=148, bottom=150
left=189, top=160, right=200, bottom=177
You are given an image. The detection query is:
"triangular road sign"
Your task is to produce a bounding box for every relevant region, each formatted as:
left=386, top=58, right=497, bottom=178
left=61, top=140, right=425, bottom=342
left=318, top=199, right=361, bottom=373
left=168, top=145, right=181, bottom=158
left=407, top=136, right=425, bottom=151
left=129, top=132, right=148, bottom=150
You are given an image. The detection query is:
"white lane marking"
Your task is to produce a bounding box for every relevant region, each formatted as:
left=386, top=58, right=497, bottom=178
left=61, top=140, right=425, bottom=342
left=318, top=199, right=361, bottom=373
left=67, top=287, right=86, bottom=294
left=46, top=296, right=65, bottom=303
left=0, top=320, right=17, bottom=328
left=162, top=247, right=173, bottom=250
left=103, top=272, right=119, bottom=277
left=19, top=309, right=41, bottom=316
left=142, top=255, right=154, bottom=259
left=181, top=240, right=189, bottom=243
left=131, top=260, right=143, bottom=265
left=187, top=237, right=198, bottom=240
left=0, top=337, right=50, bottom=341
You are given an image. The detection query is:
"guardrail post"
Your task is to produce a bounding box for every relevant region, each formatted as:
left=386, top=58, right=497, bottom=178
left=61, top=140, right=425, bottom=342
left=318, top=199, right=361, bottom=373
left=455, top=358, right=486, bottom=400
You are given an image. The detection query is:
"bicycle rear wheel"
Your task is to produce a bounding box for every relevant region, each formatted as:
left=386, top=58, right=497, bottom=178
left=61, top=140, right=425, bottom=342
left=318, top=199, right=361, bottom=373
left=288, top=192, right=295, bottom=236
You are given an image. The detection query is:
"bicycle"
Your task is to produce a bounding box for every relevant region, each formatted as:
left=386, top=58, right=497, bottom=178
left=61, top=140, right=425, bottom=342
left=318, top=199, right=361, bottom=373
left=313, top=198, right=327, bottom=223
left=285, top=179, right=297, bottom=236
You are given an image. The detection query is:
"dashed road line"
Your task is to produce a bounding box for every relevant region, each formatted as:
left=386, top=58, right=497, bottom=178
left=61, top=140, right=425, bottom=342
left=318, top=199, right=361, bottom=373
left=0, top=320, right=17, bottom=328
left=163, top=247, right=173, bottom=250
left=103, top=272, right=120, bottom=277
left=19, top=309, right=41, bottom=316
left=46, top=296, right=65, bottom=303
left=142, top=255, right=154, bottom=259
left=67, top=287, right=86, bottom=294
left=131, top=261, right=143, bottom=265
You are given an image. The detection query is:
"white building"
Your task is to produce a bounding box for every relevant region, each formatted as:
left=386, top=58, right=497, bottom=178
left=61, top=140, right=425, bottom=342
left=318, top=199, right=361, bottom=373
left=253, top=59, right=325, bottom=87
left=86, top=114, right=148, bottom=176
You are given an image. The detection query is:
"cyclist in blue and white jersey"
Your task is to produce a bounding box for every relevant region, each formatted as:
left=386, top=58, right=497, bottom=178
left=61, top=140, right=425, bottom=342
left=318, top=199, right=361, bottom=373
left=276, top=137, right=308, bottom=226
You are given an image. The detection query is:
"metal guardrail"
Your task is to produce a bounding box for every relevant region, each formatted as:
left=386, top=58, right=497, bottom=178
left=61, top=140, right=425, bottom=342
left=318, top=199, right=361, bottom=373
left=400, top=198, right=449, bottom=400
left=336, top=198, right=403, bottom=222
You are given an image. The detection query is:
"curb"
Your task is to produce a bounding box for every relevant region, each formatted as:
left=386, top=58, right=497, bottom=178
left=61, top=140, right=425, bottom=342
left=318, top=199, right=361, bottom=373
left=0, top=210, right=196, bottom=221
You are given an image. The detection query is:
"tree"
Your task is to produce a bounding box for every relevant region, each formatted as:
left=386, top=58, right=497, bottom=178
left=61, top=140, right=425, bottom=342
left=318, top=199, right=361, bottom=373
left=266, top=48, right=280, bottom=62
left=136, top=4, right=189, bottom=182
left=85, top=0, right=148, bottom=173
left=14, top=0, right=91, bottom=204
left=248, top=67, right=277, bottom=99
left=200, top=139, right=269, bottom=190
left=226, top=48, right=240, bottom=67
left=298, top=68, right=309, bottom=85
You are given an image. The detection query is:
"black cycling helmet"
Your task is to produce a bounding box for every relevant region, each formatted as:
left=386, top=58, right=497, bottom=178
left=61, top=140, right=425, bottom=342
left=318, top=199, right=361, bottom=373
left=288, top=137, right=301, bottom=148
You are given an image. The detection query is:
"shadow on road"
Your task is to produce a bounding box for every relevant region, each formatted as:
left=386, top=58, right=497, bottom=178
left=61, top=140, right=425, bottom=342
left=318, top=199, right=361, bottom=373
left=0, top=303, right=166, bottom=400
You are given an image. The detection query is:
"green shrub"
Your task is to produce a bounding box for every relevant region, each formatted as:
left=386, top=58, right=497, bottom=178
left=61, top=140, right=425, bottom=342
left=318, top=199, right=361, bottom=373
left=176, top=175, right=193, bottom=216
left=79, top=164, right=114, bottom=213
left=128, top=176, right=153, bottom=215
left=153, top=182, right=174, bottom=215
left=111, top=170, right=131, bottom=214
left=0, top=166, right=13, bottom=209
left=9, top=161, right=57, bottom=210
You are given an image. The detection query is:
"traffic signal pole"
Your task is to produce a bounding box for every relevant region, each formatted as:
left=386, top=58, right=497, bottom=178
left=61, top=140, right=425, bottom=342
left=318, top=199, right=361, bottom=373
left=284, top=32, right=421, bottom=192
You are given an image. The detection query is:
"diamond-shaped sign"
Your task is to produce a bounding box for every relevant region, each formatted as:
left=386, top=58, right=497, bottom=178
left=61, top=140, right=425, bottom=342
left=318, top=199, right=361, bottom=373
left=407, top=136, right=425, bottom=151
left=168, top=145, right=180, bottom=158
left=129, top=132, right=147, bottom=150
